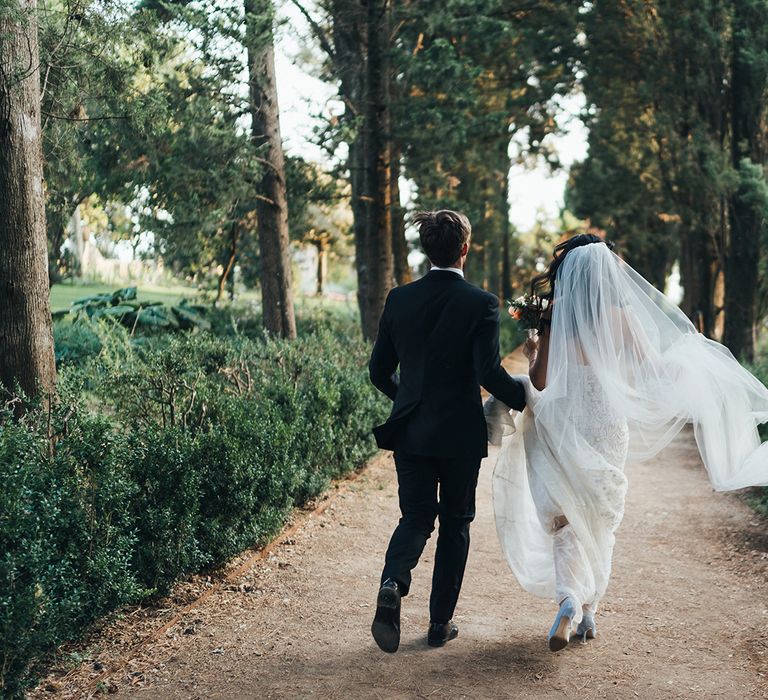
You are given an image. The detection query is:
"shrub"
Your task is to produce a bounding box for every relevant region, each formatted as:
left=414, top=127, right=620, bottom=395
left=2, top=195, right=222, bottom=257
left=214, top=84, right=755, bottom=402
left=0, top=401, right=139, bottom=698
left=126, top=427, right=205, bottom=593
left=747, top=352, right=768, bottom=513
left=53, top=318, right=103, bottom=366
left=0, top=318, right=386, bottom=695
left=206, top=302, right=362, bottom=343
left=96, top=331, right=387, bottom=583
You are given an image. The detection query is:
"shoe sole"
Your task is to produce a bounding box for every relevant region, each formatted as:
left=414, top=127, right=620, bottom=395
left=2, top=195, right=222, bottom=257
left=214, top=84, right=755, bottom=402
left=548, top=615, right=571, bottom=652
left=427, top=629, right=459, bottom=648
left=371, top=588, right=400, bottom=653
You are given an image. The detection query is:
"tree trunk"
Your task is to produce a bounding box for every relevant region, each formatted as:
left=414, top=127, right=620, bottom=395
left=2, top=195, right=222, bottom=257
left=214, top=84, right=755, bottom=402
left=215, top=222, right=238, bottom=306
left=0, top=0, right=57, bottom=401
left=712, top=266, right=725, bottom=342
left=722, top=1, right=767, bottom=362
left=494, top=137, right=511, bottom=299
left=228, top=265, right=236, bottom=302
left=501, top=166, right=512, bottom=300
left=329, top=0, right=394, bottom=338
left=329, top=0, right=368, bottom=331
left=457, top=162, right=488, bottom=289
left=724, top=177, right=761, bottom=361
left=47, top=215, right=66, bottom=283
left=679, top=224, right=718, bottom=337
left=355, top=0, right=394, bottom=340
left=245, top=0, right=297, bottom=340
left=390, top=144, right=411, bottom=286
left=315, top=240, right=326, bottom=295
left=71, top=204, right=85, bottom=279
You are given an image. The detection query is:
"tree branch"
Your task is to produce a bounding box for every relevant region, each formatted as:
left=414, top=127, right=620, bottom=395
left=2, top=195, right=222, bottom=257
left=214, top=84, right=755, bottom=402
left=287, top=0, right=336, bottom=62
left=40, top=110, right=128, bottom=122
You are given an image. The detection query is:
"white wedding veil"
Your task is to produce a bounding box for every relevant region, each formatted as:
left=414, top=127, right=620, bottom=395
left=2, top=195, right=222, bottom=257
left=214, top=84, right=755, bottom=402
left=492, top=241, right=768, bottom=604
left=542, top=241, right=768, bottom=490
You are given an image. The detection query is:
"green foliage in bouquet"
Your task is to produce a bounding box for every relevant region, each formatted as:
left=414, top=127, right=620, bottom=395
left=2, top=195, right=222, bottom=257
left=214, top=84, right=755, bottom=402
left=507, top=294, right=545, bottom=333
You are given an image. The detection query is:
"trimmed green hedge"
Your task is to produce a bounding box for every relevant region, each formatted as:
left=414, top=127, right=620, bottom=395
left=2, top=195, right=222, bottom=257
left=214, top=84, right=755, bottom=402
left=0, top=405, right=139, bottom=698
left=0, top=324, right=386, bottom=696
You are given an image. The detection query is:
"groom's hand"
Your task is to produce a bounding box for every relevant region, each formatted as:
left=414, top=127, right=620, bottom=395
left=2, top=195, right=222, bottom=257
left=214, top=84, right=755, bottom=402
left=472, top=295, right=526, bottom=411
left=483, top=395, right=516, bottom=446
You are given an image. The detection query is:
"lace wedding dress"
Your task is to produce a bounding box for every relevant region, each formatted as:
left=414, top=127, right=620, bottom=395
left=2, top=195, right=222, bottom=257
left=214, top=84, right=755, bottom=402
left=489, top=243, right=768, bottom=624
left=492, top=368, right=629, bottom=623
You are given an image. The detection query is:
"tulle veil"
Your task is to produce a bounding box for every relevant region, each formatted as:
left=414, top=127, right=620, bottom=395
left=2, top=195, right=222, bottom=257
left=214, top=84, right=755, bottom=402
left=491, top=241, right=768, bottom=602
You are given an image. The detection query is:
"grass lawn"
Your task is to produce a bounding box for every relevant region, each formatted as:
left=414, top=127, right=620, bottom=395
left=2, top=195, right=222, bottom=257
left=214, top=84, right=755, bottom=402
left=50, top=282, right=198, bottom=312
left=50, top=281, right=357, bottom=315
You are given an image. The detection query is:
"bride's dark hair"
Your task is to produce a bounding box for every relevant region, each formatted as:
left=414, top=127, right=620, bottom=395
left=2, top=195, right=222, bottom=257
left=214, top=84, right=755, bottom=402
left=530, top=234, right=613, bottom=306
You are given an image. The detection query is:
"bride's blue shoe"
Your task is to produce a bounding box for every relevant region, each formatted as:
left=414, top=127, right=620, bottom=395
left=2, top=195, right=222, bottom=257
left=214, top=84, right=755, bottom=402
left=548, top=598, right=577, bottom=652
left=575, top=612, right=596, bottom=642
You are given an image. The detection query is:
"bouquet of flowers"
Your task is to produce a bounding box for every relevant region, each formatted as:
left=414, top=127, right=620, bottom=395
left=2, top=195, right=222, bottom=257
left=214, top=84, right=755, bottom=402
left=507, top=294, right=547, bottom=332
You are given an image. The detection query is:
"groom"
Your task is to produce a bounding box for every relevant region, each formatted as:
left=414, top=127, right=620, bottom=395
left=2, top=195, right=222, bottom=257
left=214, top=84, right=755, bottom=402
left=368, top=209, right=526, bottom=653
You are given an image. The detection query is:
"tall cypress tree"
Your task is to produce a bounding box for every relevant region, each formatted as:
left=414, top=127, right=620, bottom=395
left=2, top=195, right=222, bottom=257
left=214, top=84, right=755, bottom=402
left=723, top=0, right=768, bottom=361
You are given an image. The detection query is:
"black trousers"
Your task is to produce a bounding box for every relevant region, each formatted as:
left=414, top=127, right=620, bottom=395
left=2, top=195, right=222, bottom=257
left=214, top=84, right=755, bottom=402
left=380, top=451, right=481, bottom=624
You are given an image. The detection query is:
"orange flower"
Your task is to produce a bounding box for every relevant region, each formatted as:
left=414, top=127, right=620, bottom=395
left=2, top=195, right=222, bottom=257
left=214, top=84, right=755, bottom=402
left=511, top=308, right=522, bottom=320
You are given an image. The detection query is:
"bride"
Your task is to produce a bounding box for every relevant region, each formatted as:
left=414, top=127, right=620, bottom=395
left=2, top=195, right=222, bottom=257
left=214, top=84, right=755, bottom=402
left=487, top=234, right=768, bottom=651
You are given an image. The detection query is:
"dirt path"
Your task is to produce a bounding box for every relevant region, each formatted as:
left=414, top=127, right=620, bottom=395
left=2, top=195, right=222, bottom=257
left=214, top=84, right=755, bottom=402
left=35, top=350, right=768, bottom=699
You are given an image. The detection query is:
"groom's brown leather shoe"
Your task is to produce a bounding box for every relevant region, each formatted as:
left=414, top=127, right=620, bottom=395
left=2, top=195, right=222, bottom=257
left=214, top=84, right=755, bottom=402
left=371, top=579, right=401, bottom=653
left=427, top=620, right=459, bottom=647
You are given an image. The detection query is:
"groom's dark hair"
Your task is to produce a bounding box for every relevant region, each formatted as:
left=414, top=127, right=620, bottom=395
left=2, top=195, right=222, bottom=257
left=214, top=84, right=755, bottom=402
left=414, top=210, right=471, bottom=267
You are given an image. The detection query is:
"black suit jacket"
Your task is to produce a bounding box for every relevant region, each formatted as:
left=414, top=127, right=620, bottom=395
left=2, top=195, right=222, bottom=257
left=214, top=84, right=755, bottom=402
left=369, top=270, right=526, bottom=459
